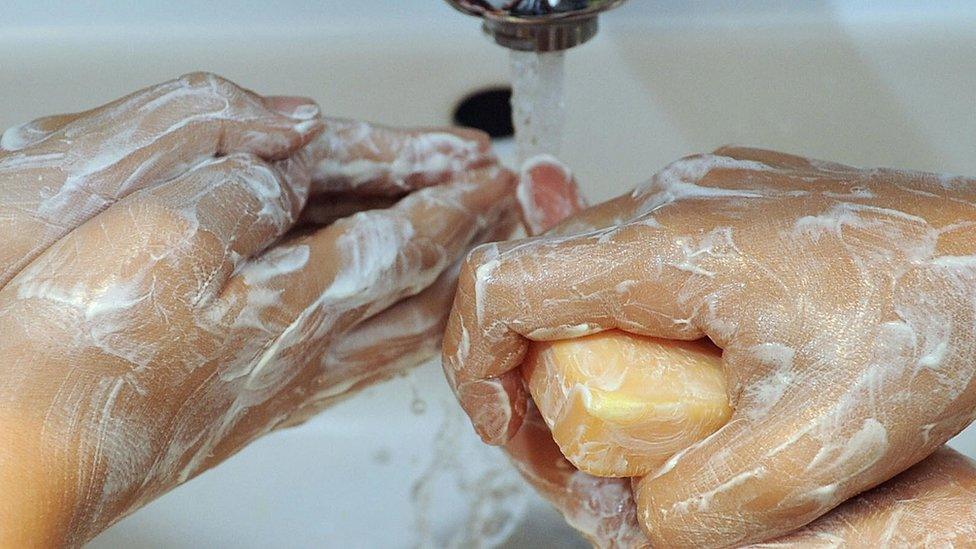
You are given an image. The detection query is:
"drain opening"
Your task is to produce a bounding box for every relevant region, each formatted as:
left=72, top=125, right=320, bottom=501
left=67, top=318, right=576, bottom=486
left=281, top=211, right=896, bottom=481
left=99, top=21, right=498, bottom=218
left=452, top=87, right=514, bottom=138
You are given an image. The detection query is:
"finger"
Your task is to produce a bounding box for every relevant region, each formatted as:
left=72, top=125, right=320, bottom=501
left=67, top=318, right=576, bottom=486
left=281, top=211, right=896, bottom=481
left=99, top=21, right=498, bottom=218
left=713, top=145, right=858, bottom=173
left=277, top=263, right=465, bottom=429
left=632, top=316, right=976, bottom=547
left=300, top=214, right=519, bottom=415
left=515, top=154, right=645, bottom=239
left=305, top=118, right=492, bottom=196
left=545, top=194, right=643, bottom=237
left=470, top=154, right=593, bottom=448
left=747, top=447, right=976, bottom=547
left=504, top=405, right=650, bottom=548
left=321, top=209, right=517, bottom=384
left=5, top=73, right=320, bottom=169
left=214, top=164, right=518, bottom=355
left=510, top=157, right=654, bottom=546
left=0, top=112, right=84, bottom=151
left=301, top=157, right=521, bottom=226
left=297, top=193, right=398, bottom=227
left=326, top=265, right=461, bottom=385
left=516, top=154, right=587, bottom=236
left=63, top=75, right=323, bottom=160
left=0, top=72, right=321, bottom=288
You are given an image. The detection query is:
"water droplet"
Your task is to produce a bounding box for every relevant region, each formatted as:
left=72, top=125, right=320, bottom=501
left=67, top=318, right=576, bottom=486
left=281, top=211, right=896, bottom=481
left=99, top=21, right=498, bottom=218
left=408, top=380, right=427, bottom=415
left=411, top=398, right=428, bottom=415
left=373, top=448, right=392, bottom=465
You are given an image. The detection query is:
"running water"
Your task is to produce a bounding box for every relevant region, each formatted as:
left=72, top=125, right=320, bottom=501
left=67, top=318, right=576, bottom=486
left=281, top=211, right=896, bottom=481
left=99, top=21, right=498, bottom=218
left=406, top=49, right=573, bottom=549
left=510, top=50, right=567, bottom=165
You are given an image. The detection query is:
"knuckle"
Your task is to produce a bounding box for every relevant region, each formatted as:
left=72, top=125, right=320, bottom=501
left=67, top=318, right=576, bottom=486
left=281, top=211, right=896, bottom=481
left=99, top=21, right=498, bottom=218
left=177, top=71, right=233, bottom=92
left=119, top=192, right=227, bottom=272
left=175, top=73, right=251, bottom=109
left=461, top=242, right=499, bottom=282
left=133, top=73, right=245, bottom=124
left=213, top=151, right=264, bottom=173
left=658, top=153, right=715, bottom=182
left=93, top=195, right=194, bottom=257
left=456, top=244, right=495, bottom=304
left=134, top=197, right=191, bottom=235
left=203, top=154, right=286, bottom=207
left=213, top=154, right=295, bottom=227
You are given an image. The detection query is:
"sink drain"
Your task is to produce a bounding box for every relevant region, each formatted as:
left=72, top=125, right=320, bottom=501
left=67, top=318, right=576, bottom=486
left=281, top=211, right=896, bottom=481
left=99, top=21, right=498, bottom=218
left=453, top=87, right=514, bottom=138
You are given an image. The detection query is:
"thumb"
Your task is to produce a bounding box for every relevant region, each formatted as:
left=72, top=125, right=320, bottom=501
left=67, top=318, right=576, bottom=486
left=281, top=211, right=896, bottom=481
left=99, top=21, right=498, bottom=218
left=516, top=155, right=587, bottom=236
left=504, top=405, right=650, bottom=548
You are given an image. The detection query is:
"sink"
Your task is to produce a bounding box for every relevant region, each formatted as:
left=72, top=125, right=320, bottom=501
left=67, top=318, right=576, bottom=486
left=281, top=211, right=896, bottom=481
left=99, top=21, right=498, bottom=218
left=2, top=1, right=975, bottom=546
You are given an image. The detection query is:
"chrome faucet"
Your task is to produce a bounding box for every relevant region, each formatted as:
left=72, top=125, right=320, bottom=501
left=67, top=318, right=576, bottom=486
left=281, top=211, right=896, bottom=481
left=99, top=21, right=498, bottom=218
left=444, top=0, right=630, bottom=52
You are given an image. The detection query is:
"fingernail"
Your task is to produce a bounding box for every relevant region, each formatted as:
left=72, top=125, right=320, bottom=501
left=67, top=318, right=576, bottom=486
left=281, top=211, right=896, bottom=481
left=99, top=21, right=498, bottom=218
left=267, top=96, right=321, bottom=121
left=288, top=103, right=321, bottom=120
left=294, top=119, right=323, bottom=137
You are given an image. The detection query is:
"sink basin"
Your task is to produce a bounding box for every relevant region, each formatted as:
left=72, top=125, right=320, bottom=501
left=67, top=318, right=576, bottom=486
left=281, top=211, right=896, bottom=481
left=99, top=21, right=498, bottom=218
left=2, top=1, right=975, bottom=546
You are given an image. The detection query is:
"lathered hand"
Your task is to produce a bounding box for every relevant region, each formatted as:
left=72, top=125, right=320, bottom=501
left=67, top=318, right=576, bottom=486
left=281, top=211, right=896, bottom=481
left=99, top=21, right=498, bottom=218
left=511, top=412, right=976, bottom=549
left=444, top=147, right=976, bottom=546
left=751, top=446, right=976, bottom=547
left=0, top=73, right=518, bottom=546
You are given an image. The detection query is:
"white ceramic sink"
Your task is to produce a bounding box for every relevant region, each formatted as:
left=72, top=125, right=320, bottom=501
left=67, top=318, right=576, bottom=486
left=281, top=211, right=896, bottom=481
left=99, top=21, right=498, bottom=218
left=3, top=1, right=976, bottom=546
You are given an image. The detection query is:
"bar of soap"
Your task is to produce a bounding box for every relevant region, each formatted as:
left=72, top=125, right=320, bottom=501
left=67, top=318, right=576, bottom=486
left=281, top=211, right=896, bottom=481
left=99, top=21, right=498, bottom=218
left=521, top=330, right=731, bottom=478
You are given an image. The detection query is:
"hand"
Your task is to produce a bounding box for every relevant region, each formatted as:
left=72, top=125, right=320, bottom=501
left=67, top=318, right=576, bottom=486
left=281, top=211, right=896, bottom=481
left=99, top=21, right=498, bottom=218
left=443, top=147, right=976, bottom=546
left=0, top=73, right=518, bottom=546
left=510, top=419, right=976, bottom=548
left=751, top=446, right=976, bottom=547
left=505, top=404, right=649, bottom=548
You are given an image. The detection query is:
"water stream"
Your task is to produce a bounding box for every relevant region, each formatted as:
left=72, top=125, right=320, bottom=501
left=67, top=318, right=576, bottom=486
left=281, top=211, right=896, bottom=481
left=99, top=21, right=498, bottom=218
left=509, top=50, right=567, bottom=165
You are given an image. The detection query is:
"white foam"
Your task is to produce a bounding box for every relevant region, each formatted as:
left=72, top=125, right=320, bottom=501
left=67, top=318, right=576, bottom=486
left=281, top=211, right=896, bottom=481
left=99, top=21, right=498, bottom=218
left=526, top=323, right=600, bottom=340
left=0, top=121, right=38, bottom=151
left=240, top=245, right=310, bottom=286
left=322, top=213, right=413, bottom=302
left=473, top=249, right=501, bottom=325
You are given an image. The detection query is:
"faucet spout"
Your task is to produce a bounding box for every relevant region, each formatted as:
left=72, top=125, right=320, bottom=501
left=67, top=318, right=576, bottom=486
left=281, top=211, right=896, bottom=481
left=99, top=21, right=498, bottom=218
left=444, top=0, right=629, bottom=52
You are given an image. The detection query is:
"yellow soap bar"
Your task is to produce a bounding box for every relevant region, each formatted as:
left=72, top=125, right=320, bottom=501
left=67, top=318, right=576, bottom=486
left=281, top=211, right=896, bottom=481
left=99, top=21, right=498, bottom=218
left=522, top=330, right=731, bottom=478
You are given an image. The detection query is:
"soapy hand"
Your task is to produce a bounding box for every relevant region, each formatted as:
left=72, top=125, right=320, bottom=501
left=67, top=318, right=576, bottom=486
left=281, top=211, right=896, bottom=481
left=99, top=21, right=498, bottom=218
left=750, top=445, right=976, bottom=547
left=510, top=412, right=976, bottom=548
left=0, top=73, right=518, bottom=546
left=444, top=147, right=976, bottom=546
